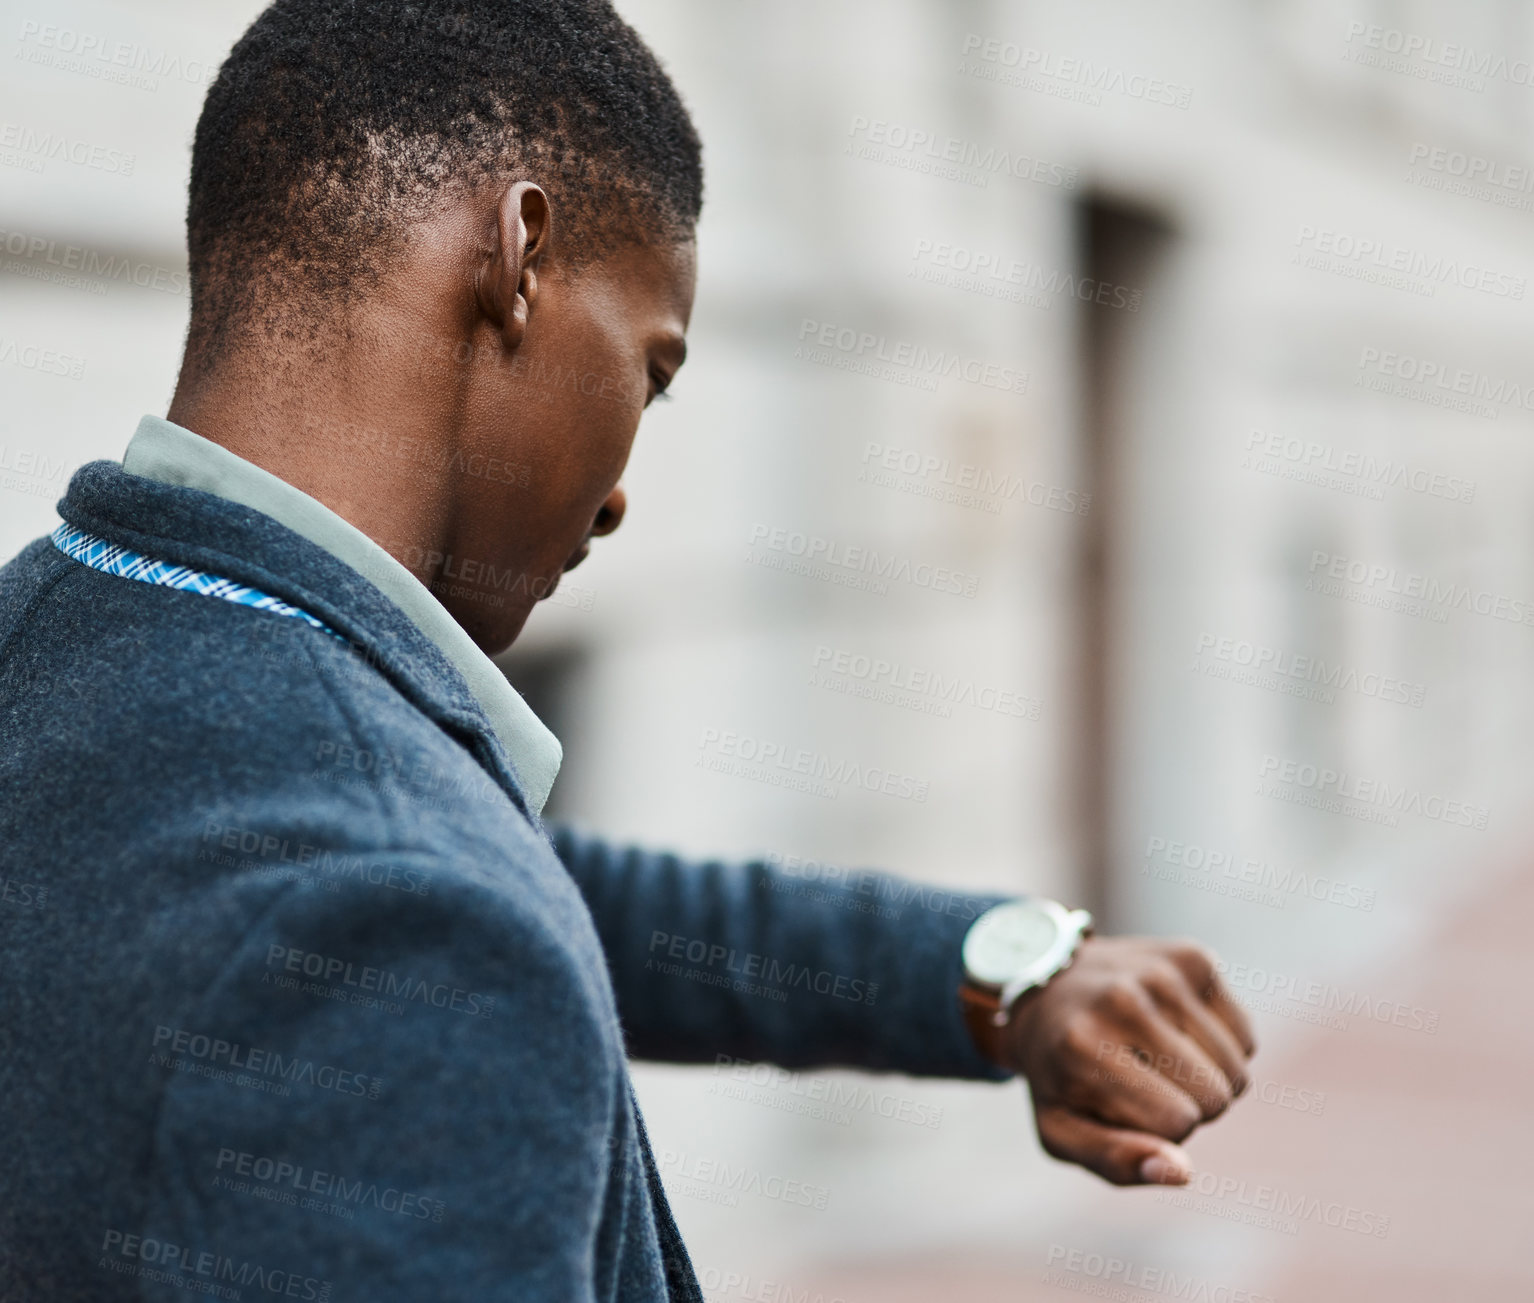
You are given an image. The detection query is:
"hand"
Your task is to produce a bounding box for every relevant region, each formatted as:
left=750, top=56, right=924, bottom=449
left=970, top=935, right=1256, bottom=1187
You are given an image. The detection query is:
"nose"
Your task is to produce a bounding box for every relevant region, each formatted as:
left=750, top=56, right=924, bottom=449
left=590, top=484, right=626, bottom=538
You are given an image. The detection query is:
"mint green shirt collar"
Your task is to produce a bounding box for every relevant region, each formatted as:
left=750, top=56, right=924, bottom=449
left=121, top=414, right=561, bottom=815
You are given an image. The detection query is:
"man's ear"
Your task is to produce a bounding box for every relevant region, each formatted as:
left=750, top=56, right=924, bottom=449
left=476, top=181, right=552, bottom=352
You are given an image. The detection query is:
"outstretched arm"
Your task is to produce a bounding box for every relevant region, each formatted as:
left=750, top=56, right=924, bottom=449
left=549, top=823, right=1258, bottom=1188
left=547, top=821, right=1011, bottom=1081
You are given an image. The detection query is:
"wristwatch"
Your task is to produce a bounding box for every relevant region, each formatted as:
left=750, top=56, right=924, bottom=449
left=959, top=898, right=1094, bottom=1030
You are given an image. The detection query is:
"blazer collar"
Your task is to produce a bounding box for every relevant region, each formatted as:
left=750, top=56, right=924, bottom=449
left=58, top=458, right=546, bottom=821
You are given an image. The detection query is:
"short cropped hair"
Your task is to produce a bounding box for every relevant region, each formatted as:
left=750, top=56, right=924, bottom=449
left=185, top=0, right=703, bottom=370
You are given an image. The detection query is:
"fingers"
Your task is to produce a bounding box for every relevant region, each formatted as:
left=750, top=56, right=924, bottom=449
left=1208, top=982, right=1257, bottom=1058
left=1081, top=1040, right=1204, bottom=1139
left=1142, top=961, right=1251, bottom=1096
left=1090, top=979, right=1237, bottom=1125
left=1035, top=1103, right=1192, bottom=1187
left=1166, top=942, right=1257, bottom=1057
left=1010, top=934, right=1259, bottom=1155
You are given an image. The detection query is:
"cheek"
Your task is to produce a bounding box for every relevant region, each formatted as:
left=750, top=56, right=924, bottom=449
left=518, top=384, right=641, bottom=510
left=520, top=396, right=640, bottom=554
left=573, top=386, right=644, bottom=483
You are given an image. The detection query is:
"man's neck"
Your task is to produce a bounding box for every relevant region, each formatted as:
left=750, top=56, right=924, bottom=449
left=167, top=360, right=459, bottom=602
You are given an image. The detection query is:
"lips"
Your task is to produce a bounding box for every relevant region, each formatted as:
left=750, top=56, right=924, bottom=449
left=562, top=541, right=591, bottom=572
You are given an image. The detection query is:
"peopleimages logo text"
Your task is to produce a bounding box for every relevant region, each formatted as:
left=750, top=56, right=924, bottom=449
left=697, top=727, right=930, bottom=803
left=99, top=1230, right=330, bottom=1300
left=959, top=35, right=1193, bottom=108
left=1259, top=755, right=1489, bottom=829
left=1216, top=960, right=1438, bottom=1035
left=1194, top=632, right=1426, bottom=707
left=1357, top=346, right=1534, bottom=412
left=1345, top=20, right=1534, bottom=88
left=1309, top=551, right=1534, bottom=626
left=797, top=319, right=1030, bottom=395
left=846, top=116, right=1077, bottom=188
left=1295, top=226, right=1526, bottom=298
left=749, top=523, right=979, bottom=598
left=648, top=931, right=878, bottom=1006
left=264, top=945, right=495, bottom=1018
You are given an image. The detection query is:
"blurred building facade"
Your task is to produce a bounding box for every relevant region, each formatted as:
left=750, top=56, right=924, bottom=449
left=3, top=0, right=1531, bottom=1297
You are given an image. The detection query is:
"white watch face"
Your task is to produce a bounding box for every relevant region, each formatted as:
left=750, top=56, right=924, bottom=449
left=963, top=901, right=1063, bottom=986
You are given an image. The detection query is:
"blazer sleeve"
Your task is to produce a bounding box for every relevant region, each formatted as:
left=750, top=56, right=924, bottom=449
left=547, top=822, right=1015, bottom=1082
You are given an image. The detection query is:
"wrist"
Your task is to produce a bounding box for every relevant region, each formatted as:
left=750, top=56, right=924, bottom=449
left=961, top=981, right=1043, bottom=1070
left=957, top=898, right=1092, bottom=1070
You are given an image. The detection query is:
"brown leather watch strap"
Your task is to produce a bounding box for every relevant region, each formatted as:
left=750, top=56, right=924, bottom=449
left=959, top=921, right=1094, bottom=1066
left=958, top=981, right=1003, bottom=1019
left=959, top=982, right=1009, bottom=1065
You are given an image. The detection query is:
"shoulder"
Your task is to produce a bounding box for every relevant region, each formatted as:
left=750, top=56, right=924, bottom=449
left=4, top=544, right=463, bottom=795
left=0, top=543, right=545, bottom=898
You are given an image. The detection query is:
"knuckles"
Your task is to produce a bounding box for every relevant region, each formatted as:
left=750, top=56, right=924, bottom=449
left=1101, top=974, right=1147, bottom=1017
left=1061, top=1020, right=1105, bottom=1065
left=1165, top=939, right=1217, bottom=984
left=1142, top=959, right=1186, bottom=998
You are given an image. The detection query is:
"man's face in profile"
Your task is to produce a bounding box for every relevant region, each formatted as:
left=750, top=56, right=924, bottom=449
left=423, top=230, right=697, bottom=654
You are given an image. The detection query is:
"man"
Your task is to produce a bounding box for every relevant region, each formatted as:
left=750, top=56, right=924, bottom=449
left=0, top=1, right=1253, bottom=1298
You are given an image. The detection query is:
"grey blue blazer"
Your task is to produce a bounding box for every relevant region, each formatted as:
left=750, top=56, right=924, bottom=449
left=0, top=460, right=1008, bottom=1301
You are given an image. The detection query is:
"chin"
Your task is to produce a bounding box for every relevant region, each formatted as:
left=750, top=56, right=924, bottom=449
left=454, top=601, right=534, bottom=658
